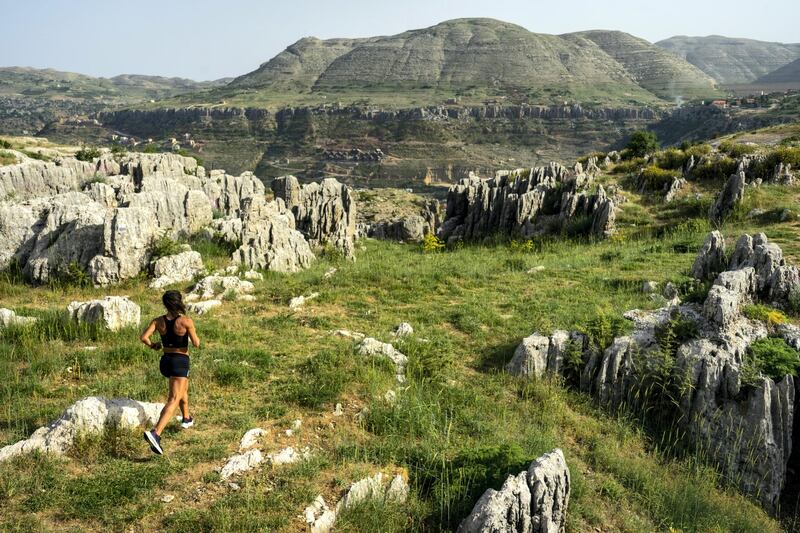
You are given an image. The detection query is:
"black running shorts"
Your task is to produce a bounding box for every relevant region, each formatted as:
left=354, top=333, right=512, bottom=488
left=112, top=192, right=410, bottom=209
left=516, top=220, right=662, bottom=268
left=159, top=354, right=190, bottom=378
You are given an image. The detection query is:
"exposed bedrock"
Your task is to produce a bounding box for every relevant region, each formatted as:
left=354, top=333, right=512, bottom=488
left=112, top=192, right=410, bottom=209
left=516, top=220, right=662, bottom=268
left=508, top=232, right=799, bottom=510
left=439, top=164, right=615, bottom=243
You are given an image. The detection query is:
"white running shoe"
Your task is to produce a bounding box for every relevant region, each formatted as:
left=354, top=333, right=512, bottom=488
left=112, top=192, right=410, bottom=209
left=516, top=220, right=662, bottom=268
left=180, top=417, right=194, bottom=429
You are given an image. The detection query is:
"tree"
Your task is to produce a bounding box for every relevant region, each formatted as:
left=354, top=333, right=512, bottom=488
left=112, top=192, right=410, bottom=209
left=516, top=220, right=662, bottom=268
left=626, top=130, right=659, bottom=158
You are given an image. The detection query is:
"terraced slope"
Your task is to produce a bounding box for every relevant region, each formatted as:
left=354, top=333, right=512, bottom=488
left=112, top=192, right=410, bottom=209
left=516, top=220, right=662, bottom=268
left=227, top=18, right=718, bottom=105
left=656, top=35, right=800, bottom=84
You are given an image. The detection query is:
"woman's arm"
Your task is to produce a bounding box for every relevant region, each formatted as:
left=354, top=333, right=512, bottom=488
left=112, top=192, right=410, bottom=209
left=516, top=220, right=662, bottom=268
left=140, top=320, right=161, bottom=350
left=185, top=317, right=201, bottom=348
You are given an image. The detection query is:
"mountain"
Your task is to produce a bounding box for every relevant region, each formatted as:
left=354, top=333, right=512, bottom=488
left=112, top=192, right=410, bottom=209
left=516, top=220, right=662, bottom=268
left=227, top=18, right=718, bottom=106
left=656, top=35, right=800, bottom=84
left=754, top=58, right=800, bottom=86
left=0, top=66, right=228, bottom=100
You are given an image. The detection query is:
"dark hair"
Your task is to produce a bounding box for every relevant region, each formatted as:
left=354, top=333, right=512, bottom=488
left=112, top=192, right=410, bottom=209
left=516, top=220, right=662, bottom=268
left=162, top=290, right=186, bottom=316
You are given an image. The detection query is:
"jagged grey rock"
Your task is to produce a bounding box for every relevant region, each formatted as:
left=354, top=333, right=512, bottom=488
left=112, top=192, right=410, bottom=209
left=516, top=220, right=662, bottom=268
left=65, top=296, right=141, bottom=331
left=357, top=338, right=408, bottom=380
left=187, top=300, right=222, bottom=315
left=272, top=176, right=357, bottom=258
left=709, top=171, right=745, bottom=223
left=691, top=230, right=727, bottom=281
left=149, top=251, right=204, bottom=289
left=220, top=449, right=264, bottom=480
left=188, top=275, right=254, bottom=301
left=458, top=448, right=570, bottom=533
left=0, top=396, right=163, bottom=462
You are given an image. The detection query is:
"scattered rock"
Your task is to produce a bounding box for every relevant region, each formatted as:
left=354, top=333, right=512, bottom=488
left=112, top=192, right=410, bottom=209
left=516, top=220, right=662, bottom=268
left=243, top=269, right=263, bottom=281
left=220, top=449, right=264, bottom=480
left=332, top=329, right=365, bottom=340
left=0, top=308, right=38, bottom=328
left=289, top=292, right=319, bottom=310
left=187, top=300, right=222, bottom=315
left=161, top=495, right=175, bottom=504
left=267, top=446, right=311, bottom=466
left=526, top=265, right=546, bottom=274
left=642, top=281, right=658, bottom=293
left=239, top=428, right=268, bottom=450
left=0, top=396, right=162, bottom=462
left=189, top=275, right=254, bottom=301
left=358, top=338, right=408, bottom=381
left=323, top=267, right=337, bottom=279
left=65, top=296, right=140, bottom=331
left=393, top=322, right=414, bottom=337
left=333, top=403, right=344, bottom=416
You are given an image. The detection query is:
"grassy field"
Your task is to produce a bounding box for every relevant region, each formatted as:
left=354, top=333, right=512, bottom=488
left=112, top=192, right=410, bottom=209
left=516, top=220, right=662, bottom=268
left=1, top=191, right=799, bottom=531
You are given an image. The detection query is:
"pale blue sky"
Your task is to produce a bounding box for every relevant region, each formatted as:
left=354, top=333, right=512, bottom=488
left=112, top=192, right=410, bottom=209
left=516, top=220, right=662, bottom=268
left=2, top=0, right=798, bottom=80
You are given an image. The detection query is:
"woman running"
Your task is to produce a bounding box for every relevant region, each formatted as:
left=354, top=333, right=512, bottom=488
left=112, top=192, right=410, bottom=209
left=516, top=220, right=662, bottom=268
left=140, top=290, right=200, bottom=455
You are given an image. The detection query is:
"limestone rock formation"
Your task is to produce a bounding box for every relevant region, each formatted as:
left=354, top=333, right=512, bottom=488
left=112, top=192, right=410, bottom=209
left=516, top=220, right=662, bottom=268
left=709, top=172, right=745, bottom=223
left=230, top=195, right=315, bottom=272
left=0, top=396, right=163, bottom=462
left=271, top=176, right=357, bottom=258
left=690, top=230, right=727, bottom=282
left=304, top=473, right=409, bottom=533
left=65, top=296, right=141, bottom=331
left=149, top=250, right=204, bottom=289
left=439, top=165, right=615, bottom=243
left=509, top=232, right=800, bottom=509
left=220, top=449, right=264, bottom=480
left=458, top=448, right=570, bottom=533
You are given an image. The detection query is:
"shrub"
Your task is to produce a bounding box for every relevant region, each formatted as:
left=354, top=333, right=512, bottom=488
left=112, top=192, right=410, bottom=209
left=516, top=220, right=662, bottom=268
left=747, top=337, right=800, bottom=381
left=0, top=139, right=11, bottom=149
left=611, top=157, right=646, bottom=175
left=787, top=288, right=800, bottom=316
left=0, top=150, right=16, bottom=166
left=422, top=233, right=445, bottom=253
left=654, top=312, right=699, bottom=356
left=584, top=311, right=631, bottom=353
left=718, top=140, right=757, bottom=158
left=150, top=233, right=183, bottom=260
left=743, top=304, right=788, bottom=327
left=75, top=146, right=101, bottom=162
left=625, top=130, right=659, bottom=158
left=509, top=239, right=534, bottom=253
left=654, top=148, right=688, bottom=170
left=751, top=146, right=800, bottom=181
left=691, top=156, right=737, bottom=181
left=639, top=166, right=678, bottom=191
left=22, top=150, right=50, bottom=161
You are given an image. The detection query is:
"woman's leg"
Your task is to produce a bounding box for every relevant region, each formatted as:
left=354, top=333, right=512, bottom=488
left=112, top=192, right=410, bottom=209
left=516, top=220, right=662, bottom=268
left=178, top=378, right=190, bottom=419
left=154, top=377, right=184, bottom=435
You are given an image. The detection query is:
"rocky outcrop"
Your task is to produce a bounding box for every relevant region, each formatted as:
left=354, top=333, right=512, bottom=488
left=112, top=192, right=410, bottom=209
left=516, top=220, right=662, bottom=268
left=271, top=176, right=357, bottom=258
left=149, top=250, right=204, bottom=289
left=357, top=337, right=408, bottom=382
left=0, top=156, right=118, bottom=200
left=709, top=171, right=745, bottom=223
left=458, top=449, right=570, bottom=533
left=439, top=165, right=615, bottom=243
left=304, top=472, right=409, bottom=533
left=508, top=232, right=799, bottom=510
left=0, top=396, right=162, bottom=462
left=229, top=195, right=315, bottom=273
left=65, top=296, right=141, bottom=331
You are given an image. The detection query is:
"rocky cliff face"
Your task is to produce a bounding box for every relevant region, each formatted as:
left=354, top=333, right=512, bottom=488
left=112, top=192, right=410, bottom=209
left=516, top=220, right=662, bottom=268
left=508, top=232, right=800, bottom=510
left=439, top=163, right=615, bottom=242
left=0, top=153, right=344, bottom=285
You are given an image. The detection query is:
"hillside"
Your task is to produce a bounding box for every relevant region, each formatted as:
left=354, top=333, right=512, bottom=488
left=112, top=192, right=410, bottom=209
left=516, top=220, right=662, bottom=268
left=218, top=18, right=718, bottom=107
left=656, top=35, right=800, bottom=84
left=755, top=57, right=800, bottom=86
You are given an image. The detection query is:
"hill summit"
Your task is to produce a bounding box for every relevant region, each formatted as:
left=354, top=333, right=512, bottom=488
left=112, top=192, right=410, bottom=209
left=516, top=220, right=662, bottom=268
left=228, top=18, right=718, bottom=105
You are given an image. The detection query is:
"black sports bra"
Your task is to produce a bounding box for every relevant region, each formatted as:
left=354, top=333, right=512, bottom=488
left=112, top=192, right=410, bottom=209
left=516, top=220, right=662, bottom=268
left=160, top=315, right=189, bottom=349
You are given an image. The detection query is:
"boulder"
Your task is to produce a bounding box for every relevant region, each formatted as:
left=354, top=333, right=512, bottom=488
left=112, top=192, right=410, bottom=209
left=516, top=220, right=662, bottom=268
left=65, top=296, right=141, bottom=331
left=458, top=449, right=570, bottom=533
left=187, top=300, right=222, bottom=315
left=0, top=396, right=162, bottom=462
left=357, top=338, right=408, bottom=381
left=267, top=446, right=311, bottom=466
left=149, top=251, right=204, bottom=289
left=189, top=275, right=254, bottom=300
left=394, top=322, right=414, bottom=337
left=220, top=449, right=264, bottom=480
left=0, top=308, right=38, bottom=328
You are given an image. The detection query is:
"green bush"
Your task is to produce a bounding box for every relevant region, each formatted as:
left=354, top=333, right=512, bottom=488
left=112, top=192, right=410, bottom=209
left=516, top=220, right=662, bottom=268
left=75, top=146, right=101, bottom=162
left=639, top=166, right=678, bottom=191
left=22, top=150, right=50, bottom=161
left=747, top=337, right=800, bottom=381
left=625, top=130, right=659, bottom=158
left=751, top=146, right=800, bottom=181
left=742, top=304, right=788, bottom=326
left=718, top=140, right=757, bottom=158
left=0, top=139, right=11, bottom=149
left=422, top=233, right=445, bottom=253
left=654, top=312, right=699, bottom=356
left=583, top=311, right=631, bottom=352
left=611, top=157, right=647, bottom=175
left=150, top=233, right=183, bottom=260
left=691, top=156, right=737, bottom=181
left=654, top=148, right=687, bottom=170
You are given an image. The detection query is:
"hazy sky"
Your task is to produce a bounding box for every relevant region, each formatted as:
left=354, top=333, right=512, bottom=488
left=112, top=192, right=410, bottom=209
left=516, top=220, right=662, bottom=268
left=2, top=0, right=798, bottom=80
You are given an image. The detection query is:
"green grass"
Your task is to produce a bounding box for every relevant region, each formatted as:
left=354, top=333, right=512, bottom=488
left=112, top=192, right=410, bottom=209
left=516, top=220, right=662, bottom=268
left=0, top=210, right=789, bottom=531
